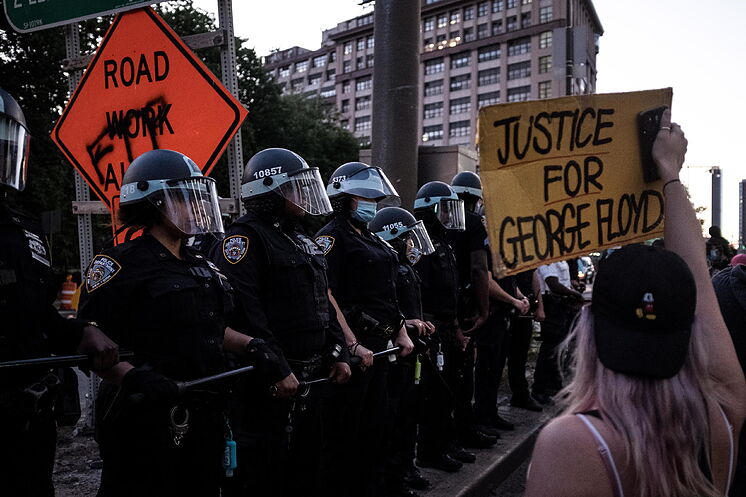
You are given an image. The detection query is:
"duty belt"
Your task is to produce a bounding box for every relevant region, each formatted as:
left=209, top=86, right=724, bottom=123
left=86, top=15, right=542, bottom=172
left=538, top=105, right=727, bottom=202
left=287, top=355, right=323, bottom=380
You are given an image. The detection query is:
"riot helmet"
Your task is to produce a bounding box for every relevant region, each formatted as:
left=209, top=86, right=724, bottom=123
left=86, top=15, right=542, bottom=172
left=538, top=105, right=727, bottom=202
left=451, top=171, right=482, bottom=200
left=369, top=207, right=435, bottom=262
left=414, top=181, right=466, bottom=231
left=120, top=149, right=223, bottom=236
left=241, top=148, right=332, bottom=216
left=0, top=88, right=30, bottom=191
left=326, top=162, right=400, bottom=207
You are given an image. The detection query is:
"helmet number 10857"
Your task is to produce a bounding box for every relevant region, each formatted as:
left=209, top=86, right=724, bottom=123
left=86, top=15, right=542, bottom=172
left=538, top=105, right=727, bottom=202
left=253, top=167, right=282, bottom=179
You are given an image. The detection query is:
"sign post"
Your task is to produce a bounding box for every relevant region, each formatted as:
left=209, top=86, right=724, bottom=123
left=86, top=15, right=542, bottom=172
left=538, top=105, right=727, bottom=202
left=478, top=88, right=672, bottom=277
left=51, top=7, right=248, bottom=241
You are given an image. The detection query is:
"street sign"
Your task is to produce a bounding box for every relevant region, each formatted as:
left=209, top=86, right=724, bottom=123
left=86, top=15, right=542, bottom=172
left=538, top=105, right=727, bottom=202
left=51, top=7, right=248, bottom=211
left=4, top=0, right=167, bottom=33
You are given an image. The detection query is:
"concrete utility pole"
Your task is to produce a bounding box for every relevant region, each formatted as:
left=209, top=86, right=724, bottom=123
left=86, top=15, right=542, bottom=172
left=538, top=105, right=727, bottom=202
left=371, top=0, right=421, bottom=210
left=711, top=166, right=722, bottom=227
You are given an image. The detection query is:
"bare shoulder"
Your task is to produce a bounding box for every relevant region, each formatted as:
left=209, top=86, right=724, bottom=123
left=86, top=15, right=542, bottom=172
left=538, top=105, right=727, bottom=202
left=525, top=414, right=613, bottom=497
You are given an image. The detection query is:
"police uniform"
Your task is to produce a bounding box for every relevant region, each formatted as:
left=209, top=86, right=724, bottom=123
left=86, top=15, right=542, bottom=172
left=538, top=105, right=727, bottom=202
left=315, top=215, right=401, bottom=497
left=78, top=234, right=233, bottom=497
left=0, top=204, right=89, bottom=497
left=211, top=212, right=348, bottom=497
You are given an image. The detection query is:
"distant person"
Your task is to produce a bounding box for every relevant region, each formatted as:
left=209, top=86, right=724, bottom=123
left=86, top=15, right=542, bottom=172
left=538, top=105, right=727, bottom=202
left=525, top=111, right=745, bottom=497
left=730, top=253, right=746, bottom=266
left=707, top=225, right=734, bottom=271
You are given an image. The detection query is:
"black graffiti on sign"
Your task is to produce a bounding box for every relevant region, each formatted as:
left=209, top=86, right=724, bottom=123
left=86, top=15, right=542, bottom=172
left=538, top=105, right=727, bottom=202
left=85, top=95, right=172, bottom=192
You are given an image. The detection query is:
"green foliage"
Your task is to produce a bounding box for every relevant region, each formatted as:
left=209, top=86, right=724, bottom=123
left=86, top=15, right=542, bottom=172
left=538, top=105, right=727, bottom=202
left=0, top=0, right=357, bottom=271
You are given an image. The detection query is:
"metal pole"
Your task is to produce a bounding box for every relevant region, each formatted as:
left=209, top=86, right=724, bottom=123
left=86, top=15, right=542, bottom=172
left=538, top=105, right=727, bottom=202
left=371, top=0, right=421, bottom=210
left=711, top=167, right=722, bottom=228
left=217, top=0, right=245, bottom=216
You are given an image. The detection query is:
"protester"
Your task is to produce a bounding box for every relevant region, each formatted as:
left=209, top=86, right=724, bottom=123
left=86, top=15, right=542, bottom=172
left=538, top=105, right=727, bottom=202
left=707, top=225, right=735, bottom=272
left=525, top=111, right=746, bottom=497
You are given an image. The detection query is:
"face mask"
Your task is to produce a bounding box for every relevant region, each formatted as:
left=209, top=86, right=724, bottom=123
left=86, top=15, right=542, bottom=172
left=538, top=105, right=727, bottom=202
left=351, top=199, right=377, bottom=223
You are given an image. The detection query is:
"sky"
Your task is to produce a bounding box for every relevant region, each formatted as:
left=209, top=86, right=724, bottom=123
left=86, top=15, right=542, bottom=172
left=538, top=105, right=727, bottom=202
left=194, top=0, right=746, bottom=242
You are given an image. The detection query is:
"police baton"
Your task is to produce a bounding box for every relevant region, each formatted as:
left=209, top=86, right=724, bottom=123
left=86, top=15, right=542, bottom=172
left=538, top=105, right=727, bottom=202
left=176, top=365, right=255, bottom=394
left=349, top=345, right=401, bottom=366
left=0, top=351, right=135, bottom=370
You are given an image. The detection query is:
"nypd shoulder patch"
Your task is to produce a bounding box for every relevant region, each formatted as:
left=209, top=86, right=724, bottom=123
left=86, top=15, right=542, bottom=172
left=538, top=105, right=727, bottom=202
left=315, top=235, right=335, bottom=255
left=86, top=255, right=122, bottom=292
left=223, top=235, right=249, bottom=264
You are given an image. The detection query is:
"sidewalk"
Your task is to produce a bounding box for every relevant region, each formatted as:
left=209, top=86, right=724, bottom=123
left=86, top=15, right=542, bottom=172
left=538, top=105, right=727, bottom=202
left=420, top=402, right=560, bottom=497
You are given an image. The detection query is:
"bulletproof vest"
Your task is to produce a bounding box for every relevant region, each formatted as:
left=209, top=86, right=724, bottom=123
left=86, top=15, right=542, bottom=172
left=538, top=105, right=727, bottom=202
left=415, top=235, right=459, bottom=319
left=396, top=260, right=423, bottom=320
left=238, top=215, right=331, bottom=340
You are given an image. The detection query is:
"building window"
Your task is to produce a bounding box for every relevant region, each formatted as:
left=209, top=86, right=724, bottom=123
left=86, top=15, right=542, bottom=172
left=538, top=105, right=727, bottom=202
left=341, top=99, right=350, bottom=113
left=436, top=34, right=447, bottom=42
left=522, top=0, right=532, bottom=4
left=329, top=51, right=337, bottom=63
left=356, top=56, right=365, bottom=70
left=539, top=6, right=553, bottom=22
left=424, top=80, right=444, bottom=97
left=355, top=115, right=371, bottom=132
left=320, top=87, right=336, bottom=98
left=312, top=55, right=326, bottom=68
left=358, top=14, right=373, bottom=26
left=478, top=67, right=500, bottom=86
left=449, top=30, right=461, bottom=41
left=343, top=61, right=351, bottom=73
left=279, top=65, right=290, bottom=78
left=438, top=14, right=448, bottom=28
left=508, top=61, right=531, bottom=79
left=295, top=60, right=308, bottom=73
left=355, top=95, right=371, bottom=111
left=539, top=55, right=552, bottom=73
left=539, top=31, right=553, bottom=49
left=356, top=76, right=372, bottom=91
left=538, top=81, right=552, bottom=99
left=450, top=97, right=471, bottom=115
left=450, top=10, right=461, bottom=24
left=367, top=35, right=375, bottom=49
left=326, top=68, right=336, bottom=80
left=478, top=1, right=489, bottom=17
left=507, top=85, right=530, bottom=102
left=464, top=27, right=476, bottom=42
left=477, top=23, right=488, bottom=39
left=450, top=120, right=471, bottom=137
left=424, top=57, right=445, bottom=75
left=478, top=44, right=501, bottom=62
left=366, top=54, right=374, bottom=67
left=308, top=73, right=322, bottom=85
left=507, top=0, right=516, bottom=8
left=507, top=37, right=531, bottom=56
left=450, top=51, right=471, bottom=69
left=424, top=17, right=435, bottom=31
left=492, top=0, right=504, bottom=13
left=424, top=102, right=444, bottom=119
left=507, top=16, right=517, bottom=31
left=422, top=125, right=444, bottom=142
left=340, top=119, right=349, bottom=130
left=342, top=80, right=351, bottom=93
left=478, top=91, right=500, bottom=107
left=356, top=38, right=365, bottom=51
left=358, top=135, right=371, bottom=147
left=521, top=12, right=531, bottom=27
left=464, top=6, right=475, bottom=20
left=492, top=21, right=503, bottom=35
left=291, top=78, right=304, bottom=91
left=450, top=74, right=471, bottom=91
left=343, top=42, right=353, bottom=55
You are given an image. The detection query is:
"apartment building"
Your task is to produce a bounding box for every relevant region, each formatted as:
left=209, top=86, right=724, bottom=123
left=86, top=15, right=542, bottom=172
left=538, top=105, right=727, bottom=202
left=263, top=0, right=603, bottom=149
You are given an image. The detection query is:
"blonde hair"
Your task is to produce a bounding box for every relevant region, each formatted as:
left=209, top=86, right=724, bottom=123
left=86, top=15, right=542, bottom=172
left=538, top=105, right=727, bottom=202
left=559, top=306, right=726, bottom=497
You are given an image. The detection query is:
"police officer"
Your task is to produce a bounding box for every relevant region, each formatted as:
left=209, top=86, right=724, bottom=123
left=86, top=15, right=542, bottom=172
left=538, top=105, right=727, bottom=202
left=0, top=88, right=119, bottom=497
left=315, top=162, right=414, bottom=497
left=78, top=150, right=259, bottom=497
left=370, top=207, right=436, bottom=496
left=210, top=148, right=352, bottom=497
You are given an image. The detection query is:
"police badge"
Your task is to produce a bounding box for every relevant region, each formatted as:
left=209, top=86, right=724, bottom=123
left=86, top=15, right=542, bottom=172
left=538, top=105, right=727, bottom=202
left=223, top=235, right=249, bottom=264
left=314, top=235, right=335, bottom=255
left=86, top=255, right=122, bottom=292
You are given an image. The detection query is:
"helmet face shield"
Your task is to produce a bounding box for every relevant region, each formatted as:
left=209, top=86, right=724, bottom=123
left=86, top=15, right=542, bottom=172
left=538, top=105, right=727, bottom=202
left=404, top=220, right=435, bottom=255
left=0, top=115, right=30, bottom=191
left=330, top=166, right=400, bottom=206
left=152, top=177, right=224, bottom=236
left=277, top=168, right=333, bottom=216
left=434, top=198, right=466, bottom=231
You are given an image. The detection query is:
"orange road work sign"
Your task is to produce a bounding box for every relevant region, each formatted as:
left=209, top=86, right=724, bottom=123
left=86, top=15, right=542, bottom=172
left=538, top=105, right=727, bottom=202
left=51, top=7, right=248, bottom=211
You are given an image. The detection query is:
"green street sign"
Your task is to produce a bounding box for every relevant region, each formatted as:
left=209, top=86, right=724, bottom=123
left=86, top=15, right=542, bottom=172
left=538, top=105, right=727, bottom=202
left=4, top=0, right=167, bottom=33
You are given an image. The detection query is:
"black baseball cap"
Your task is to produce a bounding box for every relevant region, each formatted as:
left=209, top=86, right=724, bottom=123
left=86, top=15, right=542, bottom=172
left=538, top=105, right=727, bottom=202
left=591, top=244, right=696, bottom=379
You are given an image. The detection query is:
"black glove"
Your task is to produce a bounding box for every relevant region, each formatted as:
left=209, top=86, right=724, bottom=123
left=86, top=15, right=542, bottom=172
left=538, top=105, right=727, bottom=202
left=245, top=338, right=291, bottom=383
left=122, top=368, right=180, bottom=407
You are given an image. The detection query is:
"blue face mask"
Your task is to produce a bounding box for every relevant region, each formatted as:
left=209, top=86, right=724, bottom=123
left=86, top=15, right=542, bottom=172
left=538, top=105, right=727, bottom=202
left=351, top=199, right=377, bottom=223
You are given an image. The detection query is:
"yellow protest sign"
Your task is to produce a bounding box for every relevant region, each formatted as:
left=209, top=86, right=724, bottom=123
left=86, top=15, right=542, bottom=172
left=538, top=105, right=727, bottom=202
left=479, top=88, right=672, bottom=277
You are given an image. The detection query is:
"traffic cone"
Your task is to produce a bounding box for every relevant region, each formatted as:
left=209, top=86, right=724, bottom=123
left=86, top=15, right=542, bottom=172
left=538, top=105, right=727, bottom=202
left=60, top=274, right=77, bottom=310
